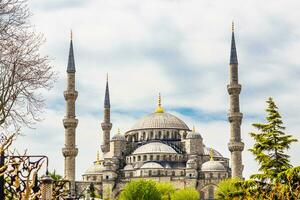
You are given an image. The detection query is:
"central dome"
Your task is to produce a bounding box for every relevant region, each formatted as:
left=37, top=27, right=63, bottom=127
left=128, top=112, right=190, bottom=132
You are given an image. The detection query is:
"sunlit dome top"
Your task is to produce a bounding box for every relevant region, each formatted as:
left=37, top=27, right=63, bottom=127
left=141, top=162, right=164, bottom=169
left=84, top=162, right=104, bottom=175
left=127, top=94, right=190, bottom=132
left=132, top=142, right=177, bottom=155
left=201, top=160, right=226, bottom=172
left=129, top=112, right=190, bottom=132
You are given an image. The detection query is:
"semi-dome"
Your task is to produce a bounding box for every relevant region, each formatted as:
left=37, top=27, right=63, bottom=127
left=128, top=112, right=190, bottom=132
left=141, top=162, right=164, bottom=169
left=201, top=160, right=226, bottom=172
left=203, top=147, right=223, bottom=157
left=124, top=164, right=134, bottom=171
left=186, top=131, right=202, bottom=139
left=132, top=142, right=177, bottom=155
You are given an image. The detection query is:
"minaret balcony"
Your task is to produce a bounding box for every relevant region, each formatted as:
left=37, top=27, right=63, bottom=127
left=62, top=147, right=78, bottom=157
left=228, top=141, right=244, bottom=152
left=64, top=90, right=78, bottom=100
left=63, top=118, right=78, bottom=128
left=227, top=112, right=243, bottom=122
left=101, top=122, right=112, bottom=130
left=227, top=84, right=241, bottom=95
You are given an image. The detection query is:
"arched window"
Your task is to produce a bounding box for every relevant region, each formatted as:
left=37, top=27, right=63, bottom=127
left=150, top=155, right=153, bottom=161
left=150, top=132, right=154, bottom=139
left=143, top=155, right=147, bottom=161
left=149, top=170, right=152, bottom=176
left=133, top=157, right=136, bottom=162
left=158, top=131, right=161, bottom=139
left=166, top=131, right=170, bottom=139
left=156, top=155, right=160, bottom=160
left=210, top=173, right=213, bottom=179
left=200, top=191, right=205, bottom=200
left=208, top=186, right=214, bottom=200
left=138, top=156, right=141, bottom=161
left=142, top=132, right=146, bottom=140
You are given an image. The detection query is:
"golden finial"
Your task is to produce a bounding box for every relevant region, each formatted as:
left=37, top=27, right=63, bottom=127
left=210, top=148, right=214, bottom=161
left=232, top=21, right=235, bottom=32
left=96, top=151, right=101, bottom=164
left=70, top=29, right=73, bottom=40
left=192, top=125, right=195, bottom=133
left=155, top=93, right=164, bottom=113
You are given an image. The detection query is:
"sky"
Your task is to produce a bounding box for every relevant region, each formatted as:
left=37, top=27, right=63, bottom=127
left=12, top=0, right=300, bottom=180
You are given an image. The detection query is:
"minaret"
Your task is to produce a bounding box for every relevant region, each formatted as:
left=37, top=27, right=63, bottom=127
left=101, top=75, right=112, bottom=153
left=227, top=23, right=244, bottom=178
left=62, top=31, right=78, bottom=186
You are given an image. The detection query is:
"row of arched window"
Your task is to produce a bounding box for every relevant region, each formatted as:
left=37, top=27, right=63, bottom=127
left=126, top=154, right=184, bottom=164
left=126, top=130, right=184, bottom=142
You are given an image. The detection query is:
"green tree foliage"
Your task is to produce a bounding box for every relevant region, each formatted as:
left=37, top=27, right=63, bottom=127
left=119, top=179, right=161, bottom=200
left=156, top=182, right=175, bottom=200
left=214, top=178, right=242, bottom=200
left=249, top=97, right=297, bottom=182
left=171, top=188, right=199, bottom=200
left=220, top=97, right=300, bottom=199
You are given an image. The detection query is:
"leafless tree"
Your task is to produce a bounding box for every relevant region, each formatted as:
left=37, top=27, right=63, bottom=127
left=0, top=0, right=55, bottom=130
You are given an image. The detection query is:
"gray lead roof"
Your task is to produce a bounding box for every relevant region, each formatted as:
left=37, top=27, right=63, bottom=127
left=230, top=32, right=238, bottom=65
left=104, top=80, right=110, bottom=108
left=67, top=39, right=76, bottom=73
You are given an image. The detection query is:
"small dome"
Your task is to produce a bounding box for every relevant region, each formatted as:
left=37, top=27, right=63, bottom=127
left=141, top=162, right=164, bottom=169
left=112, top=134, right=125, bottom=141
left=124, top=164, right=134, bottom=171
left=132, top=142, right=177, bottom=155
left=127, top=112, right=190, bottom=132
left=186, top=131, right=202, bottom=139
left=84, top=162, right=104, bottom=175
left=201, top=160, right=226, bottom=172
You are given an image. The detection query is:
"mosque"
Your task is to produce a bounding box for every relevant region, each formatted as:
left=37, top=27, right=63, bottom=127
left=61, top=24, right=244, bottom=199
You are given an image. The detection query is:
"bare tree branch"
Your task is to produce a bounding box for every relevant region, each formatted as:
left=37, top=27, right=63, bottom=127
left=0, top=0, right=55, bottom=130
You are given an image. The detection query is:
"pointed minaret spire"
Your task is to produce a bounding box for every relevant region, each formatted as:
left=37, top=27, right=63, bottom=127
left=104, top=74, right=110, bottom=108
left=101, top=74, right=112, bottom=153
left=67, top=30, right=76, bottom=73
left=230, top=22, right=238, bottom=65
left=227, top=23, right=244, bottom=178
